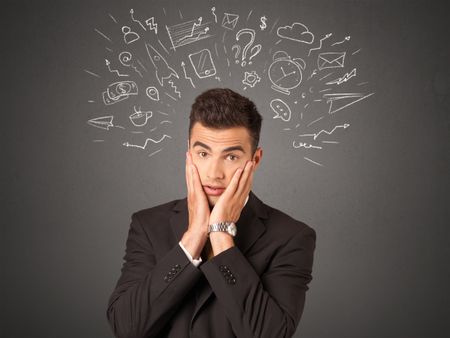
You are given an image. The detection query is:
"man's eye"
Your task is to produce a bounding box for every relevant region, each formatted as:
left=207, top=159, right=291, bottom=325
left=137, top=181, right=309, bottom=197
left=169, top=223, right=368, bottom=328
left=198, top=151, right=208, bottom=158
left=227, top=154, right=238, bottom=161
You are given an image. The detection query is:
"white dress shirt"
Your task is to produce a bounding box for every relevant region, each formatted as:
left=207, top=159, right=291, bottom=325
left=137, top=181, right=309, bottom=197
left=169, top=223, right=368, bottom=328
left=179, top=194, right=249, bottom=267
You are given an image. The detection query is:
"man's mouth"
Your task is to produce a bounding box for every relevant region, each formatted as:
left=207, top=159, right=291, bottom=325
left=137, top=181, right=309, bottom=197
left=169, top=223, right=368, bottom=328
left=203, top=185, right=226, bottom=196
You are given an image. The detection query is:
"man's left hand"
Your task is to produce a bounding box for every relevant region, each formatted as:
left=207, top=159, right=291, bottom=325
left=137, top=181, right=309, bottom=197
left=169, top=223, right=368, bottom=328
left=209, top=160, right=255, bottom=226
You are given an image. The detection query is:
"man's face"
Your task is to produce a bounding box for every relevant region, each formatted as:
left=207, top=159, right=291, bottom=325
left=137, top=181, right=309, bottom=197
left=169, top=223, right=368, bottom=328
left=188, top=122, right=262, bottom=207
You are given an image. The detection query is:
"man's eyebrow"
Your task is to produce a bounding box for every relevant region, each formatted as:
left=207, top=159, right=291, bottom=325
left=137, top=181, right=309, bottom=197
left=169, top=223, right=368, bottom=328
left=192, top=141, right=246, bottom=153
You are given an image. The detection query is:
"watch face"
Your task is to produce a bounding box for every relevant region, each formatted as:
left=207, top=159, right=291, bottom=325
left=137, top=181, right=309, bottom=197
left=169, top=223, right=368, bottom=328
left=268, top=59, right=302, bottom=90
left=228, top=223, right=237, bottom=236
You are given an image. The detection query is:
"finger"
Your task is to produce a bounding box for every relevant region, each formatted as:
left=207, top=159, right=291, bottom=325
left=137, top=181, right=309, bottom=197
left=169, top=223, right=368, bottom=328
left=223, top=165, right=244, bottom=197
left=190, top=162, right=204, bottom=196
left=186, top=153, right=195, bottom=197
left=236, top=161, right=254, bottom=196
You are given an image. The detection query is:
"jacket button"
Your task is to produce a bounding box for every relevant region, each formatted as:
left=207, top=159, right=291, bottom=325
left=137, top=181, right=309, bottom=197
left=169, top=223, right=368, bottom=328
left=175, top=264, right=181, bottom=269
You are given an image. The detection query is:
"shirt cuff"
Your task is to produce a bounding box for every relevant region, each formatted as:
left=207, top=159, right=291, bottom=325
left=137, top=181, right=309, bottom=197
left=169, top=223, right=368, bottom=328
left=179, top=241, right=203, bottom=267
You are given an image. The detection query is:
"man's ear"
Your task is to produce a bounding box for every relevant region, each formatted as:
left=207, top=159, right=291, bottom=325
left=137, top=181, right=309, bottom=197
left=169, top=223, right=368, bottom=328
left=253, top=147, right=263, bottom=169
left=187, top=139, right=190, bottom=150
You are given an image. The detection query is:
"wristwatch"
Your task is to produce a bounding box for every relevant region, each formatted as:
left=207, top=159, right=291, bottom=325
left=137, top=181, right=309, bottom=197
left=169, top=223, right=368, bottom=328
left=208, top=221, right=237, bottom=237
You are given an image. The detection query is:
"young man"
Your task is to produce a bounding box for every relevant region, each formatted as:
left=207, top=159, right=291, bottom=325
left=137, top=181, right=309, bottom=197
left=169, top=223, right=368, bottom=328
left=106, top=88, right=317, bottom=338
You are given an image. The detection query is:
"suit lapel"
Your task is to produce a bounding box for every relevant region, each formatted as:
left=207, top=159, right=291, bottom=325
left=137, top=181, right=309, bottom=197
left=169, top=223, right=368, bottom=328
left=169, top=190, right=269, bottom=326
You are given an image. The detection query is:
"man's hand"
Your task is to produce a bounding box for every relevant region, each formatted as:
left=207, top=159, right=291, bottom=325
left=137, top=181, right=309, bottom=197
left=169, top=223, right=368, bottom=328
left=209, top=160, right=255, bottom=225
left=208, top=160, right=255, bottom=256
left=180, top=151, right=210, bottom=260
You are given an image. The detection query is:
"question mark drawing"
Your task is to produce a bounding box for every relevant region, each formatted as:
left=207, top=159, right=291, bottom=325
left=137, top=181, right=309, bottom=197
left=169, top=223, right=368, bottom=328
left=235, top=28, right=262, bottom=67
left=231, top=45, right=241, bottom=64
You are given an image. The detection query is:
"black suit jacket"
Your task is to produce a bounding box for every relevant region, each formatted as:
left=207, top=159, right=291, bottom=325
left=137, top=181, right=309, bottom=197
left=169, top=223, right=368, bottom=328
left=106, top=191, right=316, bottom=338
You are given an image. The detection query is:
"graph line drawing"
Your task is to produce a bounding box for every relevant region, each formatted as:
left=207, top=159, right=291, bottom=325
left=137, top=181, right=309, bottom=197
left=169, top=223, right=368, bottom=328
left=277, top=22, right=314, bottom=44
left=211, top=7, right=217, bottom=23
left=129, top=106, right=152, bottom=127
left=308, top=33, right=332, bottom=56
left=188, top=49, right=216, bottom=79
left=299, top=123, right=350, bottom=140
left=105, top=59, right=128, bottom=77
left=323, top=93, right=375, bottom=114
left=293, top=141, right=323, bottom=149
left=87, top=116, right=114, bottom=130
left=325, top=68, right=356, bottom=85
left=122, top=135, right=172, bottom=149
left=145, top=43, right=179, bottom=86
left=331, top=35, right=350, bottom=46
left=270, top=99, right=292, bottom=122
left=181, top=61, right=195, bottom=87
left=166, top=17, right=211, bottom=50
left=130, top=9, right=146, bottom=31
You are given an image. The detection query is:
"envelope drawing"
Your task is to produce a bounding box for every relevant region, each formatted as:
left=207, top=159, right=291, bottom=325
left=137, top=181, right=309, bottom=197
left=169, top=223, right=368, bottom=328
left=317, top=52, right=346, bottom=70
left=189, top=49, right=216, bottom=78
left=221, top=13, right=239, bottom=30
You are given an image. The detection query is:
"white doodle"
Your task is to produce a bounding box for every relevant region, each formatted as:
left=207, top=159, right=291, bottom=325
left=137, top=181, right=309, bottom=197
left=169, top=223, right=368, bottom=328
left=105, top=59, right=128, bottom=77
left=84, top=69, right=100, bottom=78
left=166, top=17, right=211, bottom=50
left=308, top=33, right=332, bottom=56
left=168, top=79, right=181, bottom=98
left=145, top=17, right=158, bottom=34
left=102, top=81, right=138, bottom=105
left=299, top=123, right=350, bottom=140
left=123, top=135, right=172, bottom=149
left=293, top=141, right=323, bottom=149
left=122, top=26, right=140, bottom=44
left=145, top=43, right=179, bottom=86
left=268, top=51, right=305, bottom=95
left=270, top=99, right=292, bottom=121
left=87, top=116, right=114, bottom=130
left=233, top=29, right=262, bottom=67
left=129, top=106, right=152, bottom=127
left=189, top=49, right=216, bottom=78
left=211, top=7, right=217, bottom=23
left=242, top=71, right=261, bottom=88
left=260, top=16, right=267, bottom=30
left=325, top=68, right=356, bottom=85
left=94, top=28, right=112, bottom=42
left=148, top=148, right=163, bottom=157
left=118, top=52, right=142, bottom=77
left=317, top=52, right=346, bottom=70
left=331, top=35, right=351, bottom=46
left=323, top=92, right=374, bottom=114
left=222, top=13, right=239, bottom=30
left=130, top=9, right=146, bottom=31
left=181, top=61, right=196, bottom=88
left=277, top=22, right=314, bottom=44
left=145, top=86, right=160, bottom=101
left=304, top=157, right=323, bottom=167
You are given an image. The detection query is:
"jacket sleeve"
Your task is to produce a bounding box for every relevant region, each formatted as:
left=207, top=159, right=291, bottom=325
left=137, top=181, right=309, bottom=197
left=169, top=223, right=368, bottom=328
left=199, top=226, right=316, bottom=338
left=106, top=212, right=203, bottom=338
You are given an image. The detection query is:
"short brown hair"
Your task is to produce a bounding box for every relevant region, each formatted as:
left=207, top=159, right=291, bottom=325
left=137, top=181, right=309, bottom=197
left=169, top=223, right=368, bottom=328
left=189, top=88, right=263, bottom=155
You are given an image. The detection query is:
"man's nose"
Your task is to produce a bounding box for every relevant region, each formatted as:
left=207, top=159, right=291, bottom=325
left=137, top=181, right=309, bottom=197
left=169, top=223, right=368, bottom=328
left=206, top=160, right=225, bottom=180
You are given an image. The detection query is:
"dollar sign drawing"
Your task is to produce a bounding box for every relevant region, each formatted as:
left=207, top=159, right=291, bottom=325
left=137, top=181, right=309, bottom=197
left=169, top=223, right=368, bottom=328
left=260, top=16, right=267, bottom=30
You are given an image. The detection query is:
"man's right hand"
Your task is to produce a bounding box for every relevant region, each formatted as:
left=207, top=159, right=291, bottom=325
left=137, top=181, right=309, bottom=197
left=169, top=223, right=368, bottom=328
left=180, top=151, right=210, bottom=260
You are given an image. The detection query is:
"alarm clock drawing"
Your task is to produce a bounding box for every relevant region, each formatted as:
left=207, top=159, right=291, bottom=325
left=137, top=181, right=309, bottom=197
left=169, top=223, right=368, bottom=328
left=268, top=51, right=306, bottom=95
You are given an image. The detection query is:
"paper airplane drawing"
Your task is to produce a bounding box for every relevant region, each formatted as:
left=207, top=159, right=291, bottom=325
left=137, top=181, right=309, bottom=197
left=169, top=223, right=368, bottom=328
left=323, top=92, right=374, bottom=114
left=87, top=116, right=114, bottom=130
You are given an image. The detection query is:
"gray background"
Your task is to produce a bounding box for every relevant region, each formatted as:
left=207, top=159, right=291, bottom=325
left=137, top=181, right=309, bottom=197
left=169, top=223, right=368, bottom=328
left=2, top=0, right=449, bottom=337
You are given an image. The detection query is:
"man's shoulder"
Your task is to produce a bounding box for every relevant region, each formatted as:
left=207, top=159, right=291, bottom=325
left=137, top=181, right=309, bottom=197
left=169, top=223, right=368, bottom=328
left=131, top=197, right=184, bottom=223
left=262, top=200, right=316, bottom=239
